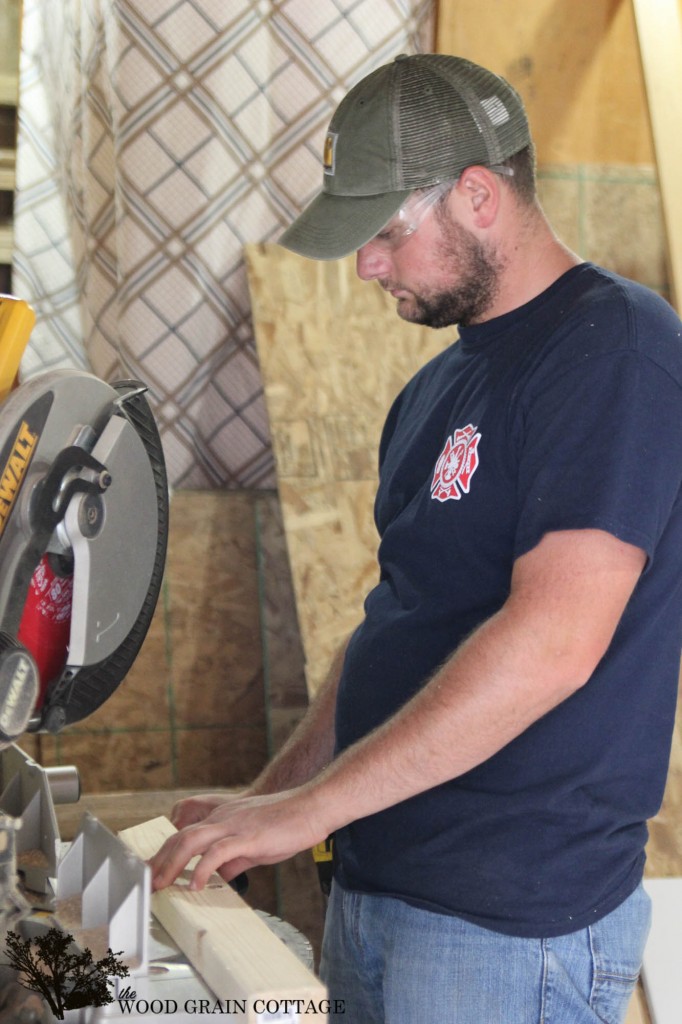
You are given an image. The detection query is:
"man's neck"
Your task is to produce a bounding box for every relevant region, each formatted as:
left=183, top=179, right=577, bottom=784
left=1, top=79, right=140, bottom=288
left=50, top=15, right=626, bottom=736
left=477, top=205, right=582, bottom=324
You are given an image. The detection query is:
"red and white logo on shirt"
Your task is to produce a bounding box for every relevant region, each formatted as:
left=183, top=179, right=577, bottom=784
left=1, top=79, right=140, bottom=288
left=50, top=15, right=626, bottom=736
left=431, top=424, right=481, bottom=502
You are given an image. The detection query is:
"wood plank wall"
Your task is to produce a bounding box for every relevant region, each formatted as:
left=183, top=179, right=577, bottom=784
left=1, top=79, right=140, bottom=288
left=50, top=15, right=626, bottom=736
left=435, top=0, right=655, bottom=165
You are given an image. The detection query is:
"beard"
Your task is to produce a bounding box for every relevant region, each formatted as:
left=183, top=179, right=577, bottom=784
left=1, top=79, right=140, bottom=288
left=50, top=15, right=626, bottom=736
left=388, top=218, right=504, bottom=329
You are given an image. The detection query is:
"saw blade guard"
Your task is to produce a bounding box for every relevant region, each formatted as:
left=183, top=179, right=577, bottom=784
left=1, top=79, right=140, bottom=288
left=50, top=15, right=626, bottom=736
left=0, top=370, right=169, bottom=738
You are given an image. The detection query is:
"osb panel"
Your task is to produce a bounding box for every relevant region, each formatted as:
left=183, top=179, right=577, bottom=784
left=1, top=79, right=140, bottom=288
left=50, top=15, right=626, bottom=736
left=580, top=167, right=666, bottom=290
left=436, top=0, right=654, bottom=166
left=536, top=164, right=667, bottom=295
left=246, top=243, right=449, bottom=695
left=165, top=491, right=264, bottom=731
left=40, top=729, right=174, bottom=792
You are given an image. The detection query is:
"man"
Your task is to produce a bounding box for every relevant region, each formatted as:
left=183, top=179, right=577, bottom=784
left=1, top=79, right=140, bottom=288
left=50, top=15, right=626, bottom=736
left=150, top=55, right=682, bottom=1023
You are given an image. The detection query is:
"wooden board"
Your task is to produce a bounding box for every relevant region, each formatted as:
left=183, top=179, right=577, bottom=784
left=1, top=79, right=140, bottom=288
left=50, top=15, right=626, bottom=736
left=246, top=242, right=449, bottom=696
left=0, top=223, right=12, bottom=264
left=119, top=816, right=327, bottom=1024
left=631, top=0, right=682, bottom=311
left=436, top=0, right=653, bottom=166
left=627, top=983, right=652, bottom=1024
left=0, top=72, right=17, bottom=107
left=0, top=148, right=14, bottom=191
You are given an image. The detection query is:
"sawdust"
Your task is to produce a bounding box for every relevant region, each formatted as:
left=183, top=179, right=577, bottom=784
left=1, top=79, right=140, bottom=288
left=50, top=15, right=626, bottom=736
left=17, top=848, right=49, bottom=868
left=55, top=893, right=141, bottom=969
left=56, top=892, right=83, bottom=929
left=56, top=893, right=110, bottom=962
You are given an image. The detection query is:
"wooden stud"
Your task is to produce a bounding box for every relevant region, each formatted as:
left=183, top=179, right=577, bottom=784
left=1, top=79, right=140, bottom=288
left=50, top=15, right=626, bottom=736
left=626, top=983, right=652, bottom=1023
left=119, top=816, right=328, bottom=1024
left=631, top=0, right=682, bottom=310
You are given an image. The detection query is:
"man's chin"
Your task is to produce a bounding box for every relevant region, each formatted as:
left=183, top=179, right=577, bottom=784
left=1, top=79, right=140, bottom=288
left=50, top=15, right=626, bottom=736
left=387, top=288, right=460, bottom=328
left=395, top=298, right=445, bottom=328
left=394, top=295, right=423, bottom=324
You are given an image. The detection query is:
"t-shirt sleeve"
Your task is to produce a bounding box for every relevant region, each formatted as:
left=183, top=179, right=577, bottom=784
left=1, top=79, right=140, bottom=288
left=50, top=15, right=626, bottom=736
left=513, top=349, right=682, bottom=565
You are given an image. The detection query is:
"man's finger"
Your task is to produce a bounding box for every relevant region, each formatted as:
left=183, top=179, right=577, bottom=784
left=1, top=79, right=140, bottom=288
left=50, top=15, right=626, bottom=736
left=149, top=823, right=229, bottom=889
left=170, top=801, right=204, bottom=829
left=188, top=841, right=253, bottom=891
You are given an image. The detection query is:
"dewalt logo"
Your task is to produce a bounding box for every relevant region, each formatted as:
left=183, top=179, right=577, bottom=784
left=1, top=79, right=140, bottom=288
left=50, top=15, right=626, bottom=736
left=0, top=420, right=38, bottom=538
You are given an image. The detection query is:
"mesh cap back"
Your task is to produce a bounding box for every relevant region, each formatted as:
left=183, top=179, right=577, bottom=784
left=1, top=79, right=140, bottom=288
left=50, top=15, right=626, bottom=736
left=279, top=53, right=532, bottom=260
left=326, top=54, right=531, bottom=196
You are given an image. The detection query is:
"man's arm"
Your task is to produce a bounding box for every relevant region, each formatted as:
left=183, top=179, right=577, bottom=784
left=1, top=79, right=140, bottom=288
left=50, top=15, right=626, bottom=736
left=150, top=528, right=646, bottom=890
left=169, top=638, right=348, bottom=829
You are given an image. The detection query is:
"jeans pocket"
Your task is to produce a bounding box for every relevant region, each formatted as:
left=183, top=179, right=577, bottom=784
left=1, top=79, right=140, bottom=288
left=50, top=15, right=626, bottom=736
left=588, top=883, right=651, bottom=1024
left=590, top=969, right=639, bottom=1024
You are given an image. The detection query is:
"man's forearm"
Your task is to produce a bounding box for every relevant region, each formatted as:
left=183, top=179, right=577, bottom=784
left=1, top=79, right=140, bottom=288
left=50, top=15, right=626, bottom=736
left=154, top=585, right=602, bottom=892
left=250, top=637, right=349, bottom=795
left=302, top=530, right=647, bottom=837
left=303, top=604, right=568, bottom=833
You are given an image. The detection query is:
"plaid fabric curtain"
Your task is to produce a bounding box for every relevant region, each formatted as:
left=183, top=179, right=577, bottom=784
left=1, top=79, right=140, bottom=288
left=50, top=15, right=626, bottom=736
left=12, top=0, right=434, bottom=488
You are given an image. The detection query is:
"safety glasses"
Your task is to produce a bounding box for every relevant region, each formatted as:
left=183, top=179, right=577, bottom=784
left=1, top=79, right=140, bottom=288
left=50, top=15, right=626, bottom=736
left=366, top=165, right=515, bottom=253
left=367, top=183, right=453, bottom=253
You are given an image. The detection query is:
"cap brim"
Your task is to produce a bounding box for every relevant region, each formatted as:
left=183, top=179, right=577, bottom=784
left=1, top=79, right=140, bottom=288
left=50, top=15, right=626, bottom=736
left=279, top=188, right=412, bottom=261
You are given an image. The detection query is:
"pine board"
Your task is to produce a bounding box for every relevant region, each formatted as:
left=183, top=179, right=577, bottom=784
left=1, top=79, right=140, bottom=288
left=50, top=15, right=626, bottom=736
left=119, top=816, right=327, bottom=1023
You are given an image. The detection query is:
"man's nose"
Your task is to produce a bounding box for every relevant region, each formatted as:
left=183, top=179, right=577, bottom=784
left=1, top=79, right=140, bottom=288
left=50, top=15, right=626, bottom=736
left=356, top=243, right=391, bottom=281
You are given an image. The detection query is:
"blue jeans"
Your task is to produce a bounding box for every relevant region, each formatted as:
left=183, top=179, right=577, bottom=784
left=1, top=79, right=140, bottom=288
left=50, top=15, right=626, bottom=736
left=320, top=881, right=651, bottom=1024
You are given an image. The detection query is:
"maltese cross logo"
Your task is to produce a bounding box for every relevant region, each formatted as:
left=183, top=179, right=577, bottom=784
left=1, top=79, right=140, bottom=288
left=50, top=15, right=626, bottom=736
left=430, top=424, right=481, bottom=502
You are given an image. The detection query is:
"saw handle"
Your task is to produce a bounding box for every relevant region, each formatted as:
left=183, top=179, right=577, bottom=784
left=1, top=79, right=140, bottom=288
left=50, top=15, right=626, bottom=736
left=0, top=632, right=39, bottom=744
left=0, top=295, right=36, bottom=403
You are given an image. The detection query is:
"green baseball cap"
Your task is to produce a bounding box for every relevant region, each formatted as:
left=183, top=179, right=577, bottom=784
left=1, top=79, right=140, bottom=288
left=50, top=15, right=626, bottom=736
left=279, top=53, right=531, bottom=261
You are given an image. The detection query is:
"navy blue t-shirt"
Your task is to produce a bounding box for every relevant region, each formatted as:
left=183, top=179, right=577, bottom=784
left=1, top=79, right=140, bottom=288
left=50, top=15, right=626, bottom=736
left=333, top=263, right=682, bottom=937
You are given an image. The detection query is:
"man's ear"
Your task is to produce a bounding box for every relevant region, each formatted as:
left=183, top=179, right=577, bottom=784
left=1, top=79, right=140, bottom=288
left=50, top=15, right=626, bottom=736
left=454, top=166, right=501, bottom=228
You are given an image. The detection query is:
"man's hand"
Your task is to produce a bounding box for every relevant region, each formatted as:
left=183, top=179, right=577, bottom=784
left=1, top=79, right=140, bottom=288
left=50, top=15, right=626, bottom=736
left=150, top=788, right=327, bottom=892
left=170, top=791, right=246, bottom=829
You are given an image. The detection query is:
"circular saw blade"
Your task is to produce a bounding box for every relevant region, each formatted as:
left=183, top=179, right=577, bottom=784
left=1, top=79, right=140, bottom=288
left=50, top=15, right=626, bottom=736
left=0, top=370, right=169, bottom=733
left=39, top=379, right=169, bottom=730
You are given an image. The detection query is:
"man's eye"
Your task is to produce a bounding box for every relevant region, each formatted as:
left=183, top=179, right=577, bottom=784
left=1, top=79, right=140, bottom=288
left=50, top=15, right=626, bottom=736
left=377, top=224, right=399, bottom=242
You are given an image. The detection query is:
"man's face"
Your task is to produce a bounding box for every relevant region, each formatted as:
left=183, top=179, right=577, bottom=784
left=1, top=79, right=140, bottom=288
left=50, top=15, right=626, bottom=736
left=356, top=192, right=504, bottom=328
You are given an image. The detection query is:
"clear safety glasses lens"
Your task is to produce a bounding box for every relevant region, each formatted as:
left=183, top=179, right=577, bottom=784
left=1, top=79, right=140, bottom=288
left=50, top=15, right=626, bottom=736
left=366, top=165, right=515, bottom=254
left=368, top=183, right=453, bottom=253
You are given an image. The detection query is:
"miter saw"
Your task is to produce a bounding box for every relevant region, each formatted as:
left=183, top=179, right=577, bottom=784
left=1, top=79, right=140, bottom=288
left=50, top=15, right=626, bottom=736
left=0, top=295, right=168, bottom=747
left=0, top=293, right=169, bottom=1013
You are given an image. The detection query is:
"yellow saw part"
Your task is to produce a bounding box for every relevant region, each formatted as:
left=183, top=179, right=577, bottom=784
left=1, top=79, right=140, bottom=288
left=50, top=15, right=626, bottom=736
left=0, top=296, right=36, bottom=403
